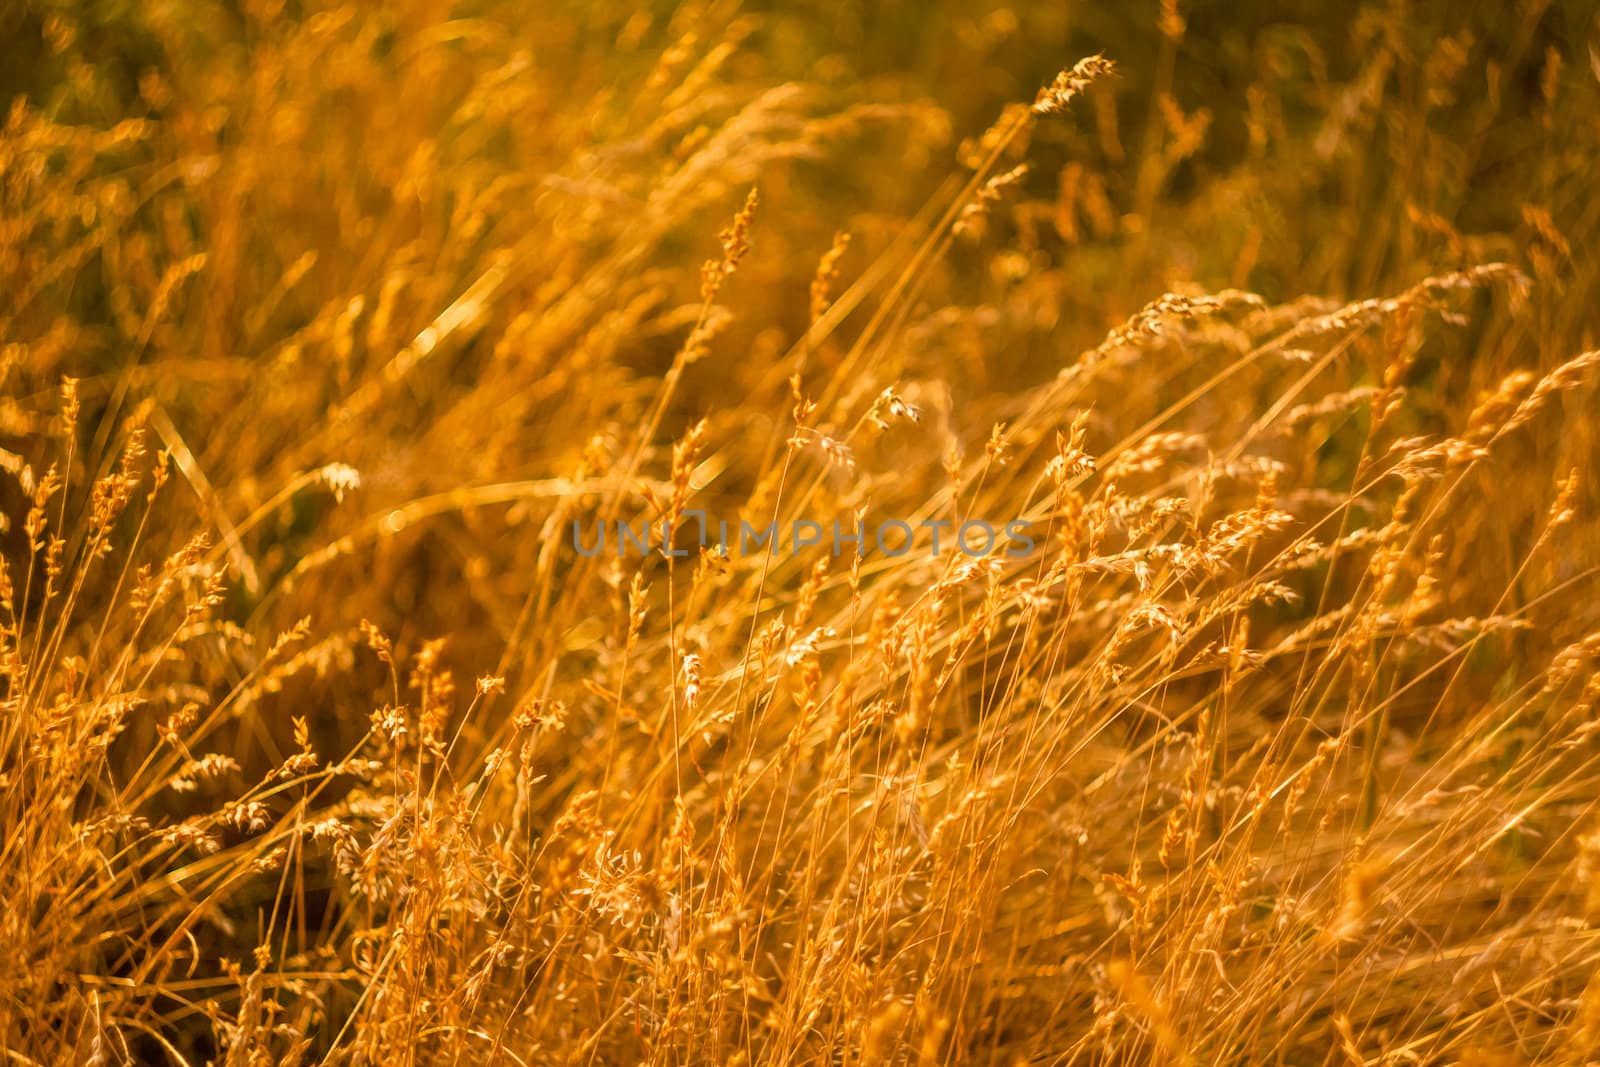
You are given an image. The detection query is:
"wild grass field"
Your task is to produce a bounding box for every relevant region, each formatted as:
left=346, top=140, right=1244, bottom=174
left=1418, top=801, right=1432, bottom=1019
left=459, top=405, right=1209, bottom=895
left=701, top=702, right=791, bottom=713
left=3, top=1, right=1599, bottom=1063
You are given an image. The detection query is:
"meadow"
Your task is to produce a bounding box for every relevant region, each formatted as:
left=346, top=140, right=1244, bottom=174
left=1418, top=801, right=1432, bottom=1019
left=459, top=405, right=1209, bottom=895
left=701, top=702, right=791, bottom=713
left=2, top=1, right=1599, bottom=1063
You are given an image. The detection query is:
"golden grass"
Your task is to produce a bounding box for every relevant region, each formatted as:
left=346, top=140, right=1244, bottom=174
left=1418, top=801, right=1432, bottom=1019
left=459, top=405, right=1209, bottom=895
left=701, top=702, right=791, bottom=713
left=2, top=2, right=1599, bottom=1063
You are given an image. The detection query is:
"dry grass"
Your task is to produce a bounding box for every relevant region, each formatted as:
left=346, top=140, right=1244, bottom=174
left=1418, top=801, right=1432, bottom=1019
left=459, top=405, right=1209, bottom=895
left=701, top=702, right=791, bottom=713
left=2, top=1, right=1599, bottom=1063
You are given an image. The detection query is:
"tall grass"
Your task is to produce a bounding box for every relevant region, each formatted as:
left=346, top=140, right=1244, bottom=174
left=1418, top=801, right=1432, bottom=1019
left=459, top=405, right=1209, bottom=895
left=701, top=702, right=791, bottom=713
left=2, top=1, right=1598, bottom=1063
